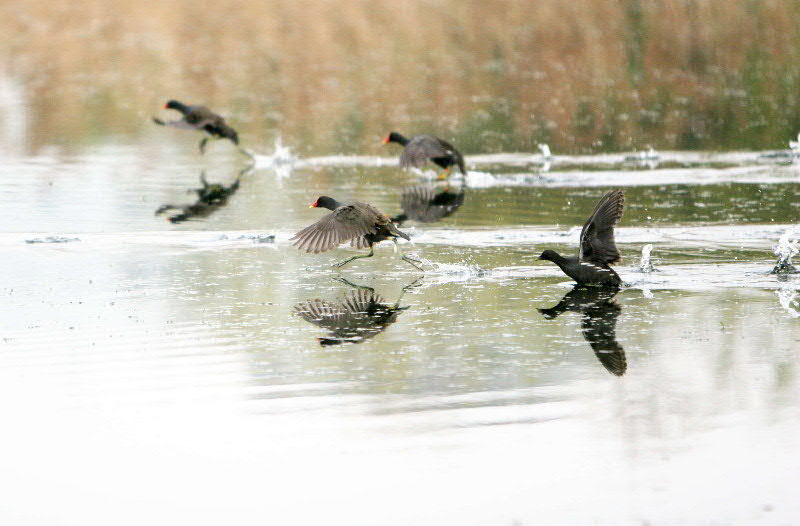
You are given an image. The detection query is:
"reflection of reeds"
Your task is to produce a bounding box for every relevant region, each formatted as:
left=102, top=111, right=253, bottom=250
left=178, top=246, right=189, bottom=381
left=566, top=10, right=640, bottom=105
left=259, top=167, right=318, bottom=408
left=3, top=0, right=800, bottom=153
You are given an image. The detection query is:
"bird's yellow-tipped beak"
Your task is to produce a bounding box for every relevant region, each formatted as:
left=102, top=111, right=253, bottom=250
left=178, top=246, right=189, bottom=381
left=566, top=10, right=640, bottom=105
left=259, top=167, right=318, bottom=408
left=382, top=136, right=390, bottom=144
left=436, top=173, right=448, bottom=180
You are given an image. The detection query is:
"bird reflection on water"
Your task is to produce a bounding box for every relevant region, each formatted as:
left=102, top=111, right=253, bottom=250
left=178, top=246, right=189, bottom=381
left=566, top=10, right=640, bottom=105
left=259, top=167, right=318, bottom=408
left=538, top=285, right=627, bottom=376
left=391, top=184, right=466, bottom=226
left=155, top=166, right=251, bottom=223
left=293, top=277, right=420, bottom=346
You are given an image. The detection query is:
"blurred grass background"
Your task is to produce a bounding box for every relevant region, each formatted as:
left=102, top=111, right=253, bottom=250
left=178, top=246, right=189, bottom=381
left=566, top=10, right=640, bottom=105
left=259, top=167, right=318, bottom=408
left=2, top=0, right=800, bottom=154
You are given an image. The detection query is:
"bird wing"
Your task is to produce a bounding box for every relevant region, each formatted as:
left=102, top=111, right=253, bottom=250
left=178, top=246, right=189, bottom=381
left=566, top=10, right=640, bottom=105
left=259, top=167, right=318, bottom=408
left=184, top=105, right=221, bottom=127
left=291, top=204, right=380, bottom=254
left=400, top=135, right=451, bottom=169
left=579, top=189, right=625, bottom=264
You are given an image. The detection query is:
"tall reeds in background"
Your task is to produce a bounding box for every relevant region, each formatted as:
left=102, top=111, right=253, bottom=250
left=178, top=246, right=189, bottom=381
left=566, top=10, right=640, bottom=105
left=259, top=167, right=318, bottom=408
left=2, top=0, right=800, bottom=153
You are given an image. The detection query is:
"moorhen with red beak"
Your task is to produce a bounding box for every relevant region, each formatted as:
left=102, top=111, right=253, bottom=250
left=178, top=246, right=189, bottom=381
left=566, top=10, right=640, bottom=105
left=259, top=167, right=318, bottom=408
left=153, top=100, right=240, bottom=154
left=292, top=196, right=422, bottom=270
left=383, top=132, right=466, bottom=179
left=538, top=189, right=625, bottom=286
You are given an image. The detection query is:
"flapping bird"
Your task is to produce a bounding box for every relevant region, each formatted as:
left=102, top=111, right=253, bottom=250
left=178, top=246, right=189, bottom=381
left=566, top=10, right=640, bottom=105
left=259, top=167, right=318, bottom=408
left=383, top=132, right=466, bottom=179
left=292, top=196, right=422, bottom=270
left=538, top=189, right=625, bottom=286
left=153, top=100, right=240, bottom=154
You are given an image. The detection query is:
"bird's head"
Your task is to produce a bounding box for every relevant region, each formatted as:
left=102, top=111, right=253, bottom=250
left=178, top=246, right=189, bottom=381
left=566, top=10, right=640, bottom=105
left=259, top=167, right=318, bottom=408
left=382, top=131, right=403, bottom=145
left=309, top=196, right=339, bottom=210
left=164, top=100, right=181, bottom=110
left=538, top=249, right=560, bottom=262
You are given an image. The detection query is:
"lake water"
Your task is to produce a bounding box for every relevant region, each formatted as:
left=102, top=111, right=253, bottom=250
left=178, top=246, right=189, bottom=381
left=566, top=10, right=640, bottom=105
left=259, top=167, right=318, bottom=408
left=2, top=2, right=800, bottom=524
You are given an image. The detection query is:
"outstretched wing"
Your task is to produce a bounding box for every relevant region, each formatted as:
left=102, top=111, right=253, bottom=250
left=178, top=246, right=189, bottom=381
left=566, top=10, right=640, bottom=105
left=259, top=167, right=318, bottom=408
left=182, top=105, right=213, bottom=125
left=579, top=189, right=625, bottom=264
left=291, top=205, right=379, bottom=254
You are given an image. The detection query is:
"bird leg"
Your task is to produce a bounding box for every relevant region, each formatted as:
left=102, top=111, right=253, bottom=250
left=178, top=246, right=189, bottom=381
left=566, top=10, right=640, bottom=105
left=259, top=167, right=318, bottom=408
left=332, top=247, right=374, bottom=268
left=199, top=137, right=211, bottom=154
left=401, top=254, right=425, bottom=271
left=392, top=239, right=424, bottom=271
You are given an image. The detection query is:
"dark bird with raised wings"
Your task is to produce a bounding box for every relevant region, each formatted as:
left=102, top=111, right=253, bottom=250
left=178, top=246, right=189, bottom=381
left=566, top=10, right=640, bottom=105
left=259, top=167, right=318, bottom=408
left=292, top=196, right=422, bottom=270
left=383, top=132, right=466, bottom=179
left=153, top=100, right=240, bottom=153
left=391, top=184, right=466, bottom=226
left=538, top=189, right=625, bottom=286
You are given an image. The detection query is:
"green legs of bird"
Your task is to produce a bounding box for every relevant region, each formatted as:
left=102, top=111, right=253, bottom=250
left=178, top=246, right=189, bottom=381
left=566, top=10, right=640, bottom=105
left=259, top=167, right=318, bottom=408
left=333, top=247, right=374, bottom=268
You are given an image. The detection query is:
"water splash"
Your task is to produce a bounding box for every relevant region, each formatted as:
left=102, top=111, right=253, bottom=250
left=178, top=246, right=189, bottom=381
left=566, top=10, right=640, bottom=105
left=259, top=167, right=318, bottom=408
left=252, top=136, right=297, bottom=176
left=638, top=244, right=655, bottom=273
left=771, top=228, right=799, bottom=274
left=789, top=132, right=800, bottom=161
left=776, top=286, right=800, bottom=318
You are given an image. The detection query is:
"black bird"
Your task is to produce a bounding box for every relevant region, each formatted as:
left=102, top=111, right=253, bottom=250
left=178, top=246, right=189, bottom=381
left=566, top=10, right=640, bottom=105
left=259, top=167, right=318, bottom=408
left=292, top=196, right=422, bottom=269
left=538, top=189, right=625, bottom=286
left=539, top=285, right=627, bottom=376
left=155, top=168, right=246, bottom=223
left=294, top=286, right=409, bottom=346
left=153, top=100, right=240, bottom=153
left=383, top=132, right=466, bottom=179
left=391, top=184, right=466, bottom=226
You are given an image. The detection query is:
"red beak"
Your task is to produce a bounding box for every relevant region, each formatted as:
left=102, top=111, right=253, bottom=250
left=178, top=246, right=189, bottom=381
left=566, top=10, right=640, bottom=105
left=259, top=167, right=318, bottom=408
left=163, top=103, right=169, bottom=109
left=308, top=201, right=318, bottom=208
left=382, top=136, right=390, bottom=144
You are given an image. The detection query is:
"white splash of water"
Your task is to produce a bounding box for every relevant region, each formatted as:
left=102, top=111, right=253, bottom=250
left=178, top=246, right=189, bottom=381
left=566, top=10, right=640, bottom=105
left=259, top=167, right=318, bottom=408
left=537, top=143, right=552, bottom=159
left=772, top=227, right=799, bottom=272
left=789, top=132, right=800, bottom=160
left=638, top=244, right=655, bottom=273
left=776, top=286, right=800, bottom=318
left=252, top=136, right=297, bottom=176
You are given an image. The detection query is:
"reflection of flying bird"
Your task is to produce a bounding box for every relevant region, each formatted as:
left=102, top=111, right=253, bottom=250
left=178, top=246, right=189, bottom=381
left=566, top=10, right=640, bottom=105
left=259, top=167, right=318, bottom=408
left=539, top=285, right=626, bottom=376
left=294, top=288, right=409, bottom=346
left=153, top=100, right=240, bottom=153
left=538, top=189, right=625, bottom=286
left=292, top=196, right=422, bottom=269
left=391, top=185, right=465, bottom=225
left=383, top=132, right=466, bottom=179
left=155, top=168, right=246, bottom=223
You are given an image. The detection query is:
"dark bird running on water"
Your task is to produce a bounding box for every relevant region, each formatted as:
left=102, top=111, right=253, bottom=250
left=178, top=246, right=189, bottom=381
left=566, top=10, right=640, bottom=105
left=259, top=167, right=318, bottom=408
left=383, top=132, right=466, bottom=179
left=538, top=189, right=625, bottom=286
left=539, top=285, right=627, bottom=376
left=292, top=196, right=423, bottom=270
left=153, top=100, right=240, bottom=154
left=294, top=285, right=409, bottom=346
left=391, top=184, right=466, bottom=226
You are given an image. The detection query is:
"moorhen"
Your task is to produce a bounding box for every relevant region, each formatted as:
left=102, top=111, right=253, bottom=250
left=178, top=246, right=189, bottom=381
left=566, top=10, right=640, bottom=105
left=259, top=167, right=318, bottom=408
left=538, top=189, right=625, bottom=286
left=292, top=196, right=422, bottom=270
left=153, top=100, right=240, bottom=153
left=383, top=132, right=466, bottom=179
